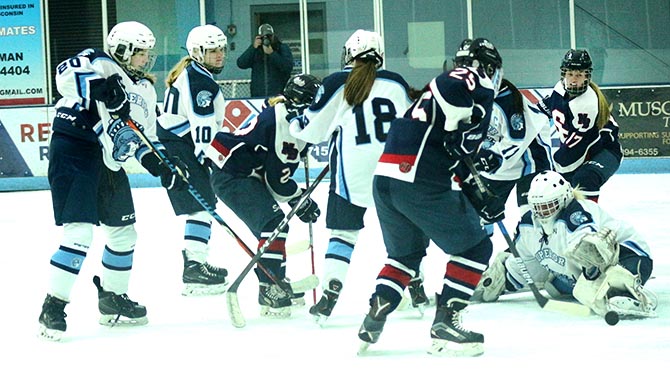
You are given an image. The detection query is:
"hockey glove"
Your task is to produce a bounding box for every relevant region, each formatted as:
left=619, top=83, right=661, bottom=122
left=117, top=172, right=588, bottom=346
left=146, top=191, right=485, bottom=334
left=443, top=123, right=484, bottom=160
left=459, top=178, right=505, bottom=223
left=90, top=74, right=131, bottom=120
left=288, top=192, right=320, bottom=223
left=142, top=153, right=190, bottom=191
left=473, top=149, right=502, bottom=173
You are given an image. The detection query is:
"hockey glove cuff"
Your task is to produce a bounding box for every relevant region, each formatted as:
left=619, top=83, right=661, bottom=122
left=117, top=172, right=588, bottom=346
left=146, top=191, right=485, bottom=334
left=288, top=191, right=320, bottom=223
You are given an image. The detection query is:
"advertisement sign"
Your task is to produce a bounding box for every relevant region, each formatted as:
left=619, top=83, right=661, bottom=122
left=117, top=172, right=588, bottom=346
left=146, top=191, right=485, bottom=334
left=0, top=0, right=47, bottom=106
left=604, top=86, right=670, bottom=158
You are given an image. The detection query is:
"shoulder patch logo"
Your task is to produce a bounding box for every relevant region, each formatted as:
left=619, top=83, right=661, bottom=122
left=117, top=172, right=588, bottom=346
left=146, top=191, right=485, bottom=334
left=569, top=210, right=589, bottom=226
left=510, top=113, right=524, bottom=131
left=196, top=90, right=213, bottom=108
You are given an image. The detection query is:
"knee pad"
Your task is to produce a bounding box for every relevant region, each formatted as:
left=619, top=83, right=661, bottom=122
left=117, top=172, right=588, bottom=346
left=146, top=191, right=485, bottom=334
left=62, top=223, right=94, bottom=250
left=619, top=254, right=653, bottom=284
left=102, top=224, right=137, bottom=252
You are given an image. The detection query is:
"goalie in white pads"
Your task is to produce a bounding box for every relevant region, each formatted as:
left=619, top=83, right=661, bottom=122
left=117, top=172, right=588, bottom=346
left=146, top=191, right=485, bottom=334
left=472, top=170, right=656, bottom=319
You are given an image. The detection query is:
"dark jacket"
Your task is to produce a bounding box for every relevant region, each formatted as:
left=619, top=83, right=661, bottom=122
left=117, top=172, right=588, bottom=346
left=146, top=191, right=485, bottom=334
left=236, top=40, right=294, bottom=97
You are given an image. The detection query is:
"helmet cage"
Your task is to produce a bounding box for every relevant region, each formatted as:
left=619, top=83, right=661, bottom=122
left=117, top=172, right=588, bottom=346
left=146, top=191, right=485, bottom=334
left=528, top=170, right=574, bottom=222
left=560, top=49, right=592, bottom=96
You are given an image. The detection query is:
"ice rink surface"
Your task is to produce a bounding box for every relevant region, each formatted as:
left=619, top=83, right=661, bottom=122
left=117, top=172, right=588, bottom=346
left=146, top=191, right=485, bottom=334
left=1, top=172, right=668, bottom=379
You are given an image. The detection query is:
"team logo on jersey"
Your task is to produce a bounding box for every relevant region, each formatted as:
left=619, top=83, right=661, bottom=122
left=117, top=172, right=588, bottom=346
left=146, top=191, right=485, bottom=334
left=108, top=119, right=141, bottom=162
left=196, top=90, right=214, bottom=108
left=510, top=113, right=524, bottom=131
left=569, top=211, right=589, bottom=226
left=399, top=161, right=412, bottom=173
left=534, top=247, right=566, bottom=267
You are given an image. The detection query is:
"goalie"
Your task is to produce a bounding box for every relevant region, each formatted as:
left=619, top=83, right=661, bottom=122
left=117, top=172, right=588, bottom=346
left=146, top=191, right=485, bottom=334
left=472, top=170, right=656, bottom=319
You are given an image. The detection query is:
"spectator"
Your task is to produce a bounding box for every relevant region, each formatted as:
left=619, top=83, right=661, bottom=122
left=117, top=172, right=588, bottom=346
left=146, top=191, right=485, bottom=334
left=237, top=23, right=294, bottom=97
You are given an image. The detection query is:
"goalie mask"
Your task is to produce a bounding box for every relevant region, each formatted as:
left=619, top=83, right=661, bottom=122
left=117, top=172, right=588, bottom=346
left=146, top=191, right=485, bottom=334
left=453, top=37, right=504, bottom=97
left=283, top=74, right=322, bottom=115
left=528, top=170, right=574, bottom=228
left=187, top=24, right=228, bottom=74
left=107, top=21, right=156, bottom=77
left=341, top=29, right=384, bottom=69
left=560, top=49, right=592, bottom=96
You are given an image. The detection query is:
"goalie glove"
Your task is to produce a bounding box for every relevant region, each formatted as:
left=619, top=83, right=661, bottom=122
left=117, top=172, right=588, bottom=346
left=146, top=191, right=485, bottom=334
left=567, top=228, right=619, bottom=277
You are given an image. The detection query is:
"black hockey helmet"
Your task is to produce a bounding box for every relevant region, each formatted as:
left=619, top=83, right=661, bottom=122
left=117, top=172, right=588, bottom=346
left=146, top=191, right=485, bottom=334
left=453, top=37, right=502, bottom=78
left=283, top=74, right=322, bottom=113
left=560, top=49, right=592, bottom=72
left=560, top=49, right=592, bottom=96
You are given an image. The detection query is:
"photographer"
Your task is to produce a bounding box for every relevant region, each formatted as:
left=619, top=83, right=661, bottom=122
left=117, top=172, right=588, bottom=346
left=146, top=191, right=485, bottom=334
left=237, top=23, right=294, bottom=97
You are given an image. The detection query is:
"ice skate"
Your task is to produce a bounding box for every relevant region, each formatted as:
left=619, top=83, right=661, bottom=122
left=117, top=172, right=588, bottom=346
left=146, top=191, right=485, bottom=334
left=428, top=298, right=483, bottom=357
left=408, top=277, right=430, bottom=316
left=93, top=276, right=148, bottom=326
left=357, top=295, right=393, bottom=354
left=309, top=279, right=342, bottom=326
left=259, top=282, right=292, bottom=318
left=182, top=250, right=228, bottom=296
left=38, top=294, right=68, bottom=342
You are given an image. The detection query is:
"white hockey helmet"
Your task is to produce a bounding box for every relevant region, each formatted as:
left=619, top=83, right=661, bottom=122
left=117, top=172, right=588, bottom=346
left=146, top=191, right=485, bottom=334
left=528, top=170, right=574, bottom=224
left=186, top=24, right=228, bottom=74
left=106, top=21, right=156, bottom=75
left=341, top=29, right=384, bottom=69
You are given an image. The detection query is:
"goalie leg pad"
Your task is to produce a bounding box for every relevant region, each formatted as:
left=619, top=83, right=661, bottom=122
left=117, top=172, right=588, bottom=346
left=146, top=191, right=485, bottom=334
left=471, top=250, right=511, bottom=302
left=574, top=264, right=657, bottom=318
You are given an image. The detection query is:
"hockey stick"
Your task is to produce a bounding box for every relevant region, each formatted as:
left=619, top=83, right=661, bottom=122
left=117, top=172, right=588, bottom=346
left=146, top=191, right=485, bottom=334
left=304, top=155, right=317, bottom=304
left=225, top=164, right=330, bottom=328
left=125, top=119, right=289, bottom=284
left=463, top=157, right=591, bottom=316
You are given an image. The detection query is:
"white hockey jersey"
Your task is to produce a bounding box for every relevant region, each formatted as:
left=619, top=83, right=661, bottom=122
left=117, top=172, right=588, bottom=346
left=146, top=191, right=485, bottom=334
left=158, top=61, right=226, bottom=164
left=54, top=48, right=161, bottom=171
left=482, top=94, right=553, bottom=182
left=291, top=69, right=412, bottom=208
left=507, top=198, right=652, bottom=291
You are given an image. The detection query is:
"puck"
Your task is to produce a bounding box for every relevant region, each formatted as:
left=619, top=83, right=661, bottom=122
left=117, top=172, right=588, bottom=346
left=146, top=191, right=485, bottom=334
left=605, top=311, right=619, bottom=326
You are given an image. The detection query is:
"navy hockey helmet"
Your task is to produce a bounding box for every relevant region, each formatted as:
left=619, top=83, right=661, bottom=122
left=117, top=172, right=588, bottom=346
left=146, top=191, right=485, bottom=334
left=453, top=37, right=503, bottom=96
left=560, top=49, right=593, bottom=96
left=283, top=74, right=322, bottom=113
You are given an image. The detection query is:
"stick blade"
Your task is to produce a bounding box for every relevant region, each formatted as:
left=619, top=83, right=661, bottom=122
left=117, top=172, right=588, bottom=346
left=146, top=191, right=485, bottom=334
left=226, top=291, right=246, bottom=328
left=543, top=299, right=592, bottom=317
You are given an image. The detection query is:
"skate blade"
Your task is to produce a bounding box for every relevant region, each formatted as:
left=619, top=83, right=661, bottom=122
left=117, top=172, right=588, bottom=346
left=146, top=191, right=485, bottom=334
left=38, top=326, right=63, bottom=342
left=181, top=282, right=228, bottom=296
left=99, top=315, right=148, bottom=327
left=291, top=297, right=306, bottom=308
left=260, top=306, right=291, bottom=319
left=428, top=339, right=484, bottom=357
left=357, top=342, right=372, bottom=355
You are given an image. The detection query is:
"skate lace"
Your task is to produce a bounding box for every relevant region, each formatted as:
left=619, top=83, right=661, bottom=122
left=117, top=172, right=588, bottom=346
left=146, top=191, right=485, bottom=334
left=265, top=284, right=289, bottom=301
left=203, top=262, right=226, bottom=275
left=451, top=309, right=472, bottom=333
left=109, top=294, right=140, bottom=324
left=45, top=302, right=67, bottom=320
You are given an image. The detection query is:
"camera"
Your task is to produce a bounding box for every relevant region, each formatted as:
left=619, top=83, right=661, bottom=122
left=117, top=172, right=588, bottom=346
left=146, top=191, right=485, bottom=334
left=262, top=35, right=271, bottom=47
